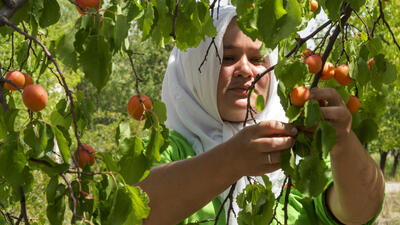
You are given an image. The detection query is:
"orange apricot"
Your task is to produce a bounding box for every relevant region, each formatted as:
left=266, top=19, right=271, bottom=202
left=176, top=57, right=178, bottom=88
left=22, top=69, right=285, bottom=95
left=22, top=84, right=48, bottom=112
left=127, top=94, right=152, bottom=121
left=334, top=64, right=352, bottom=85
left=346, top=95, right=360, bottom=114
left=320, top=62, right=335, bottom=81
left=304, top=54, right=322, bottom=74
left=290, top=86, right=310, bottom=107
left=4, top=70, right=25, bottom=90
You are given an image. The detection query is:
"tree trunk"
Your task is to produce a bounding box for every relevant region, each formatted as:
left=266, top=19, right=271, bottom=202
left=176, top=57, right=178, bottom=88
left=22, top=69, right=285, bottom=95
left=379, top=149, right=388, bottom=174
left=390, top=151, right=400, bottom=178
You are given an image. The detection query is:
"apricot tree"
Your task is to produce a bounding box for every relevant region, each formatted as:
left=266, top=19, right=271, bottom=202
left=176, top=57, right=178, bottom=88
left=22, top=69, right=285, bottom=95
left=0, top=0, right=399, bottom=224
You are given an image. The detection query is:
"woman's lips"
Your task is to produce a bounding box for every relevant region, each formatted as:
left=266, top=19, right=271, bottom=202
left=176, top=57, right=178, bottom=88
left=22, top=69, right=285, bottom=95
left=229, top=87, right=249, bottom=97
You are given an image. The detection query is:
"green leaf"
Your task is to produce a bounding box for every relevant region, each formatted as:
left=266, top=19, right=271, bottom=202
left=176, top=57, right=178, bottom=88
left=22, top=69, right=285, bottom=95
left=46, top=177, right=66, bottom=225
left=274, top=59, right=307, bottom=91
left=354, top=119, right=378, bottom=145
left=141, top=3, right=154, bottom=39
left=55, top=32, right=78, bottom=70
left=280, top=149, right=297, bottom=177
left=311, top=121, right=337, bottom=158
left=116, top=121, right=131, bottom=145
left=382, top=63, right=397, bottom=84
left=23, top=122, right=48, bottom=158
left=0, top=105, right=18, bottom=134
left=100, top=152, right=120, bottom=172
left=119, top=137, right=149, bottom=185
left=346, top=0, right=367, bottom=13
left=294, top=154, right=330, bottom=198
left=51, top=126, right=71, bottom=164
left=319, top=0, right=341, bottom=21
left=145, top=127, right=164, bottom=162
left=304, top=100, right=321, bottom=128
left=29, top=156, right=69, bottom=176
left=152, top=100, right=167, bottom=123
left=79, top=36, right=112, bottom=91
left=106, top=186, right=150, bottom=225
left=39, top=0, right=60, bottom=28
left=256, top=95, right=265, bottom=112
left=0, top=133, right=28, bottom=188
left=286, top=105, right=302, bottom=122
left=115, top=15, right=130, bottom=50
left=237, top=178, right=275, bottom=225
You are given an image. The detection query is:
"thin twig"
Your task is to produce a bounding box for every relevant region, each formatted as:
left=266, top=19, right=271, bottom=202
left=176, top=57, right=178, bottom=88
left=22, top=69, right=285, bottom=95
left=268, top=177, right=288, bottom=225
left=18, top=187, right=29, bottom=225
left=353, top=10, right=370, bottom=37
left=198, top=37, right=221, bottom=73
left=60, top=173, right=77, bottom=224
left=7, top=33, right=14, bottom=72
left=170, top=0, right=180, bottom=39
left=283, top=177, right=292, bottom=224
left=213, top=183, right=236, bottom=225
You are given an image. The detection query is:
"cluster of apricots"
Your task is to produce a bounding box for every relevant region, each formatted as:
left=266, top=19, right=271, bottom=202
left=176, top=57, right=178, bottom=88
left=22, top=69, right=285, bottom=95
left=290, top=49, right=361, bottom=114
left=75, top=0, right=100, bottom=15
left=127, top=94, right=152, bottom=121
left=4, top=70, right=48, bottom=112
left=74, top=144, right=96, bottom=169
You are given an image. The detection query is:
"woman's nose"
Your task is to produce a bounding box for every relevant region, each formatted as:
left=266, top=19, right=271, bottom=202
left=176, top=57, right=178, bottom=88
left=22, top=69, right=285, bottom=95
left=233, top=56, right=253, bottom=78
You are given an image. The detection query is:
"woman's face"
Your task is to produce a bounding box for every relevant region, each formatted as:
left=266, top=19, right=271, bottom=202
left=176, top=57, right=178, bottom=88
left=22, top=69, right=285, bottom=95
left=217, top=18, right=271, bottom=122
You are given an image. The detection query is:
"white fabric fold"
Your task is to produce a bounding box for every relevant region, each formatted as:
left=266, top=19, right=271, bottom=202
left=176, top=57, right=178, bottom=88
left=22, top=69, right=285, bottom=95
left=161, top=5, right=288, bottom=224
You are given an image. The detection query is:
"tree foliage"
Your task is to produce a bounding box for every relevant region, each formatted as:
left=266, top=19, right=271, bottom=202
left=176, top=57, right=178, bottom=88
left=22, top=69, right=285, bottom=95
left=0, top=0, right=399, bottom=224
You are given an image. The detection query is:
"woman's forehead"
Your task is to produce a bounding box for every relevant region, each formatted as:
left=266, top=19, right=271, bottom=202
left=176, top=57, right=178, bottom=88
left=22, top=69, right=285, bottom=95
left=222, top=18, right=262, bottom=51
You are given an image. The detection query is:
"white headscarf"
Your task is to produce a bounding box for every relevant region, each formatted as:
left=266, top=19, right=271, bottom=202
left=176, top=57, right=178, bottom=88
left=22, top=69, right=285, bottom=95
left=161, top=5, right=287, bottom=224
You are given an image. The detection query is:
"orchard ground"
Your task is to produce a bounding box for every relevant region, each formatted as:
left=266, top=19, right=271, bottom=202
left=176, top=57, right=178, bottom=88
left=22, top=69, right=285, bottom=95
left=373, top=153, right=400, bottom=224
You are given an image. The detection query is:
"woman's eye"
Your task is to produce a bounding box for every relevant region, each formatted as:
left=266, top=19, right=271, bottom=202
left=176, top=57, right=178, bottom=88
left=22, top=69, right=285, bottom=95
left=251, top=58, right=265, bottom=65
left=222, top=56, right=236, bottom=64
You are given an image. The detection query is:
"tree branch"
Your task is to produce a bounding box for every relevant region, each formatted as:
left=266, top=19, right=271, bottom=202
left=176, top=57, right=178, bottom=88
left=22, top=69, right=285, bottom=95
left=310, top=4, right=353, bottom=89
left=60, top=173, right=78, bottom=224
left=0, top=16, right=83, bottom=172
left=18, top=187, right=29, bottom=225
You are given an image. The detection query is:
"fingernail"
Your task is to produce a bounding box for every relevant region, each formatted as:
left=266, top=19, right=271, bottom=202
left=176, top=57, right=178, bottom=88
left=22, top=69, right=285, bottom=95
left=291, top=127, right=298, bottom=134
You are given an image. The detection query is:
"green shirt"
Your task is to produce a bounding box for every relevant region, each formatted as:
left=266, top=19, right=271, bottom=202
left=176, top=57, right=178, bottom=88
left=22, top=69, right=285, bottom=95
left=153, top=131, right=383, bottom=225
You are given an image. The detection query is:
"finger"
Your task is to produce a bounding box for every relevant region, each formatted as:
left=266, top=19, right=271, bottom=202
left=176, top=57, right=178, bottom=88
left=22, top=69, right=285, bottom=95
left=264, top=151, right=283, bottom=165
left=320, top=106, right=351, bottom=122
left=254, top=120, right=298, bottom=137
left=310, top=88, right=344, bottom=107
left=255, top=136, right=295, bottom=152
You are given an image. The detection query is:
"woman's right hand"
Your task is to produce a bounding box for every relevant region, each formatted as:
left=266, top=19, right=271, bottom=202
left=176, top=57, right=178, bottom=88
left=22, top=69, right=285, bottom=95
left=223, top=120, right=297, bottom=177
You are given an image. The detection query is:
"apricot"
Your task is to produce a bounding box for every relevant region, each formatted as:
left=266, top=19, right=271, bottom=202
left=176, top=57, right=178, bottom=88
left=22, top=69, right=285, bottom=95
left=290, top=86, right=310, bottom=107
left=127, top=94, right=152, bottom=121
left=74, top=144, right=96, bottom=168
left=368, top=58, right=375, bottom=71
left=4, top=70, right=25, bottom=90
left=320, top=62, right=335, bottom=81
left=22, top=84, right=48, bottom=112
left=346, top=95, right=360, bottom=114
left=310, top=0, right=318, bottom=12
left=23, top=73, right=34, bottom=88
left=334, top=64, right=352, bottom=85
left=302, top=48, right=312, bottom=59
left=75, top=0, right=100, bottom=15
left=304, top=54, right=322, bottom=74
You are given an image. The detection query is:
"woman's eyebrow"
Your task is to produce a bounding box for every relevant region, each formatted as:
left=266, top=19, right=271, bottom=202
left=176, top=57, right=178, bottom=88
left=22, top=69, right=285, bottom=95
left=223, top=44, right=262, bottom=53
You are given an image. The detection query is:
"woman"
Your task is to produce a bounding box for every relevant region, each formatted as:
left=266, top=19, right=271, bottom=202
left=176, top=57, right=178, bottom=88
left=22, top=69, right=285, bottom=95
left=138, top=6, right=384, bottom=225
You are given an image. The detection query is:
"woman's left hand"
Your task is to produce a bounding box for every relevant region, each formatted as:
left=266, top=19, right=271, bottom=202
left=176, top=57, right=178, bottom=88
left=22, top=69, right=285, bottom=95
left=309, top=87, right=352, bottom=143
